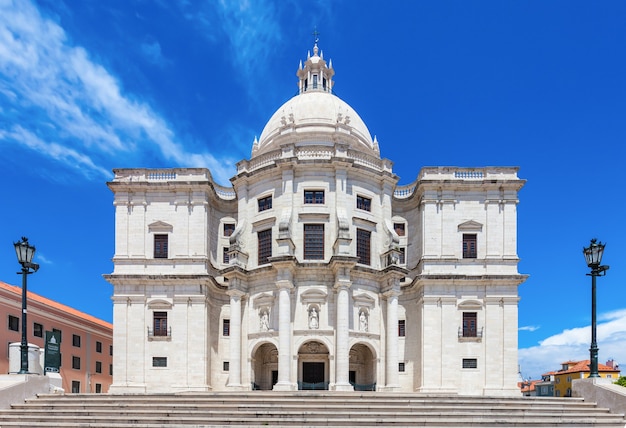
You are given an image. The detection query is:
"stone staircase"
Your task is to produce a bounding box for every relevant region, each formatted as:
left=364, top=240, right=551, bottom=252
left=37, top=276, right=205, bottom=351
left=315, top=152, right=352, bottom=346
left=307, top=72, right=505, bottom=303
left=0, top=392, right=624, bottom=427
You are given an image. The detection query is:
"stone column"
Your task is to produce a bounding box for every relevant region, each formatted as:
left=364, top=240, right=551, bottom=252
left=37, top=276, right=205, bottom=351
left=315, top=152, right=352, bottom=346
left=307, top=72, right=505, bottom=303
left=385, top=288, right=400, bottom=390
left=227, top=290, right=244, bottom=389
left=274, top=279, right=294, bottom=390
left=334, top=283, right=352, bottom=390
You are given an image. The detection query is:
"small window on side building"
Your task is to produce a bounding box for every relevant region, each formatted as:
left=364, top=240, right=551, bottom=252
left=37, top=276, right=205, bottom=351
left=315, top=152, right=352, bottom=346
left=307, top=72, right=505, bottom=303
left=223, top=319, right=230, bottom=336
left=8, top=315, right=19, bottom=332
left=33, top=322, right=43, bottom=338
left=72, top=334, right=81, bottom=347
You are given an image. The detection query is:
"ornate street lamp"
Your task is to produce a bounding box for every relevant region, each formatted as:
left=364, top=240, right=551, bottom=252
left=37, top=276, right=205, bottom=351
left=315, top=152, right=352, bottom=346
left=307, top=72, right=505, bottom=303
left=582, top=238, right=609, bottom=378
left=13, top=237, right=39, bottom=374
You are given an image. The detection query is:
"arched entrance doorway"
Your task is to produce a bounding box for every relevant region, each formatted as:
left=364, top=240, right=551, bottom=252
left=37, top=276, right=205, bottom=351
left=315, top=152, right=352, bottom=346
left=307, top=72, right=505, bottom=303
left=251, top=342, right=278, bottom=390
left=349, top=343, right=377, bottom=391
left=297, top=340, right=329, bottom=390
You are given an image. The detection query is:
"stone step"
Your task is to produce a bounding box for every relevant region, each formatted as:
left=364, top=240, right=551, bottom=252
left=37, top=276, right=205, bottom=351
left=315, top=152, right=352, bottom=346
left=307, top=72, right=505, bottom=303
left=0, top=414, right=624, bottom=427
left=1, top=392, right=623, bottom=427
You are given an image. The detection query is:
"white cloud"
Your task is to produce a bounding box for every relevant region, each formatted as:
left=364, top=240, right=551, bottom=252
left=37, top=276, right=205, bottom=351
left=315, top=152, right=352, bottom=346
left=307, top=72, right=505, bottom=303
left=0, top=0, right=236, bottom=185
left=519, top=309, right=626, bottom=379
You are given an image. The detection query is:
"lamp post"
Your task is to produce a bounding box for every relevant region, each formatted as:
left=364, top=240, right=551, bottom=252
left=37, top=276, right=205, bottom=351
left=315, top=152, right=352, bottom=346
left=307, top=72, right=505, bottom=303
left=582, top=238, right=609, bottom=378
left=13, top=237, right=39, bottom=374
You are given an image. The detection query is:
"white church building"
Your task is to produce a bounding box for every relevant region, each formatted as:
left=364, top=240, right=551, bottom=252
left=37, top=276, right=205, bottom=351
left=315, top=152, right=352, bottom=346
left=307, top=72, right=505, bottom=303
left=105, top=43, right=526, bottom=396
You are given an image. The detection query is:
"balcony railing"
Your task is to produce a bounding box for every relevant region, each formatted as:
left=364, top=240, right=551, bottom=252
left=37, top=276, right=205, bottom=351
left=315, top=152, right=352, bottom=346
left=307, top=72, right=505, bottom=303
left=147, top=326, right=172, bottom=340
left=458, top=326, right=483, bottom=339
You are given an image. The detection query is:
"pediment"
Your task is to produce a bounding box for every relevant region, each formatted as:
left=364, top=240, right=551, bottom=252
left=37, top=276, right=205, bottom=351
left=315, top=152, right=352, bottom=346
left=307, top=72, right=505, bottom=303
left=458, top=299, right=483, bottom=310
left=148, top=221, right=173, bottom=233
left=147, top=298, right=172, bottom=309
left=458, top=220, right=483, bottom=232
left=353, top=293, right=375, bottom=309
left=300, top=288, right=328, bottom=304
left=253, top=292, right=275, bottom=309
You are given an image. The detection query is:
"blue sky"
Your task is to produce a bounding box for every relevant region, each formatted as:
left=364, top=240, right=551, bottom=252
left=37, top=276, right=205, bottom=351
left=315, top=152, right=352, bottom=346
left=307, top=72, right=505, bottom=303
left=1, top=0, right=625, bottom=380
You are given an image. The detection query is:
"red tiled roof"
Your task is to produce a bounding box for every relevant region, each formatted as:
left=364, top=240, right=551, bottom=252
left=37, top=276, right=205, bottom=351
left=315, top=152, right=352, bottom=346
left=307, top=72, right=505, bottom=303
left=556, top=360, right=620, bottom=375
left=0, top=281, right=112, bottom=330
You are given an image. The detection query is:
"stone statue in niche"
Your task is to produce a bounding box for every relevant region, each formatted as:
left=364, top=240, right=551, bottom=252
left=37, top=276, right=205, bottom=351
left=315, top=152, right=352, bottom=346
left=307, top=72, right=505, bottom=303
left=309, top=307, right=319, bottom=329
left=359, top=311, right=368, bottom=332
left=260, top=310, right=269, bottom=332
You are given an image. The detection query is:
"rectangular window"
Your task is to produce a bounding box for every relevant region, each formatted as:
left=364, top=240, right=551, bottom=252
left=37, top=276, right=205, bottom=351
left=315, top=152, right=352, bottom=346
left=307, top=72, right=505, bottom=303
left=152, top=357, right=167, bottom=367
left=153, top=312, right=168, bottom=336
left=223, top=319, right=230, bottom=336
left=356, top=195, right=372, bottom=211
left=258, top=195, right=272, bottom=212
left=109, top=345, right=113, bottom=356
left=109, top=364, right=113, bottom=376
left=312, top=74, right=318, bottom=89
left=72, top=356, right=81, bottom=370
left=223, top=361, right=230, bottom=371
left=462, top=312, right=477, bottom=337
left=223, top=247, right=230, bottom=264
left=95, top=361, right=102, bottom=373
left=258, top=229, right=272, bottom=264
left=223, top=223, right=235, bottom=237
left=398, top=320, right=406, bottom=337
left=95, top=383, right=102, bottom=393
left=154, top=234, right=169, bottom=258
left=72, top=334, right=81, bottom=347
left=463, top=234, right=477, bottom=259
left=304, top=190, right=325, bottom=204
left=303, top=224, right=324, bottom=260
left=394, top=223, right=405, bottom=236
left=356, top=229, right=371, bottom=265
left=33, top=322, right=43, bottom=338
left=399, top=362, right=405, bottom=372
left=462, top=358, right=478, bottom=369
left=8, top=315, right=19, bottom=332
left=399, top=247, right=406, bottom=264
left=71, top=381, right=80, bottom=393
left=96, top=341, right=102, bottom=353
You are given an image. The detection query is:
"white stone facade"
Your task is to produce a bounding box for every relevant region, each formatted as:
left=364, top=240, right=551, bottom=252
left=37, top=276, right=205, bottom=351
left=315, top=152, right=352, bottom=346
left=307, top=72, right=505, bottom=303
left=105, top=44, right=526, bottom=396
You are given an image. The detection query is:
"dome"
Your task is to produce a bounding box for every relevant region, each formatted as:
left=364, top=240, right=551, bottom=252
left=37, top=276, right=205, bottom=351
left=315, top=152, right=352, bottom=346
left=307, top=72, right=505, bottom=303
left=251, top=43, right=377, bottom=158
left=255, top=91, right=375, bottom=156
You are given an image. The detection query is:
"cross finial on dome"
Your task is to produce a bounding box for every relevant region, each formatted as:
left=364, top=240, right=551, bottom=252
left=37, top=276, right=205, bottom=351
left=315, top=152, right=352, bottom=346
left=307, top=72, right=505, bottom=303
left=312, top=27, right=320, bottom=45
left=312, top=27, right=320, bottom=56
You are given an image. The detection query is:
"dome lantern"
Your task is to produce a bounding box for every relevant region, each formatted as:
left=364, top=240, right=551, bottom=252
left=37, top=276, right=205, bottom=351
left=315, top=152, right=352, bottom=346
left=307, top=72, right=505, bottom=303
left=297, top=41, right=334, bottom=94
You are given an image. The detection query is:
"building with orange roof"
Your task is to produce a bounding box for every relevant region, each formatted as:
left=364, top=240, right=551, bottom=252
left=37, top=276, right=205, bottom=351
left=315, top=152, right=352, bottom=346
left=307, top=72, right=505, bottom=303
left=549, top=360, right=620, bottom=397
left=0, top=281, right=112, bottom=393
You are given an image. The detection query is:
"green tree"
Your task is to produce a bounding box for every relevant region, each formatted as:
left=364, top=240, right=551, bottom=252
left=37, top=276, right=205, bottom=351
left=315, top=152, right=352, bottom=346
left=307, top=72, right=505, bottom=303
left=614, top=376, right=626, bottom=387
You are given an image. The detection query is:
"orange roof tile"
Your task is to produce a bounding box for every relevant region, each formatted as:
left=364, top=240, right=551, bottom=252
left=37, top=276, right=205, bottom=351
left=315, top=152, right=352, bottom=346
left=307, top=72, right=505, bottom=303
left=555, top=360, right=620, bottom=375
left=0, top=281, right=112, bottom=330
